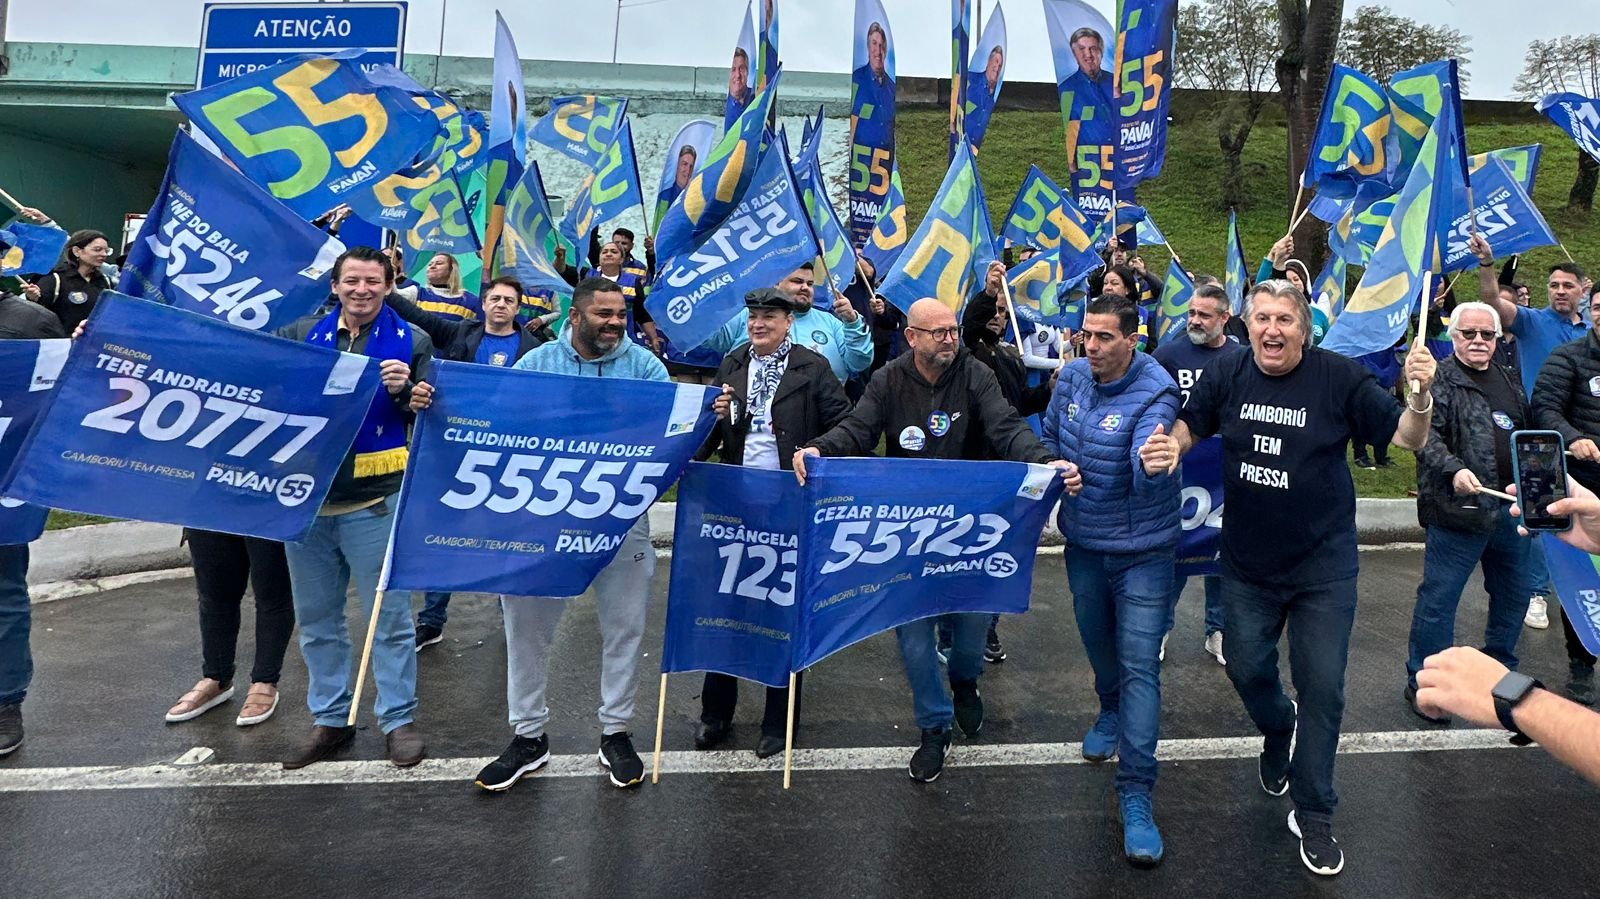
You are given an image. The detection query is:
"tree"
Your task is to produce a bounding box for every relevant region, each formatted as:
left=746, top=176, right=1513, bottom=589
left=1336, top=5, right=1473, bottom=91
left=1276, top=0, right=1345, bottom=274
left=1514, top=35, right=1600, bottom=210
left=1175, top=0, right=1283, bottom=211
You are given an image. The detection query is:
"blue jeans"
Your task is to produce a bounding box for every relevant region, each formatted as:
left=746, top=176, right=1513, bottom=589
left=1065, top=546, right=1175, bottom=794
left=1167, top=574, right=1224, bottom=636
left=1408, top=515, right=1530, bottom=688
left=897, top=613, right=985, bottom=730
left=283, top=500, right=417, bottom=734
left=1526, top=536, right=1553, bottom=596
left=417, top=592, right=451, bottom=628
left=0, top=544, right=30, bottom=706
left=1222, top=575, right=1357, bottom=822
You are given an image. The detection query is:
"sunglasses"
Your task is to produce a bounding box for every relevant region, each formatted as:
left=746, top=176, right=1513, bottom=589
left=1455, top=329, right=1498, bottom=341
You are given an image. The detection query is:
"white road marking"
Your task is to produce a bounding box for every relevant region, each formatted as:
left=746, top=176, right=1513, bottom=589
left=0, top=729, right=1523, bottom=793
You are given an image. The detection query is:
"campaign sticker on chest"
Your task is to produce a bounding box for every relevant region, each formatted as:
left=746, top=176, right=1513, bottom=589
left=1589, top=376, right=1600, bottom=397
left=1493, top=411, right=1515, bottom=430
left=1099, top=413, right=1123, bottom=432
left=899, top=425, right=927, bottom=451
left=811, top=330, right=830, bottom=346
left=928, top=411, right=951, bottom=437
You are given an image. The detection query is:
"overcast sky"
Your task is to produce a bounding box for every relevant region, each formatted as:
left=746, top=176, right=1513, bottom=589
left=11, top=0, right=1593, bottom=101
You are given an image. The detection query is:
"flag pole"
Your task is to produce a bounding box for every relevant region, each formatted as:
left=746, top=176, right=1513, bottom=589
left=346, top=586, right=387, bottom=727
left=1410, top=270, right=1431, bottom=398
left=1288, top=175, right=1306, bottom=232
left=782, top=671, right=798, bottom=790
left=1558, top=240, right=1577, bottom=263
left=0, top=186, right=25, bottom=212
left=650, top=673, right=668, bottom=784
left=998, top=264, right=1026, bottom=346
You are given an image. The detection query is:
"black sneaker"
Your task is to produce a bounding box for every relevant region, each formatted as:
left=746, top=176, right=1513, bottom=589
left=1259, top=700, right=1297, bottom=797
left=474, top=734, right=550, bottom=792
left=1288, top=810, right=1344, bottom=876
left=415, top=623, right=444, bottom=651
left=1567, top=663, right=1595, bottom=707
left=1353, top=457, right=1375, bottom=469
left=0, top=703, right=21, bottom=757
left=908, top=727, right=952, bottom=782
left=984, top=628, right=1007, bottom=663
left=952, top=680, right=984, bottom=738
left=1405, top=684, right=1451, bottom=724
left=598, top=732, right=645, bottom=788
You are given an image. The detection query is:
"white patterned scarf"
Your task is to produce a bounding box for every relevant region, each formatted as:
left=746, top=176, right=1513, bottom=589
left=748, top=337, right=793, bottom=424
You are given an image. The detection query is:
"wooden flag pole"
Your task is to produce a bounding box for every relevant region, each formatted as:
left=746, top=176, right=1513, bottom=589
left=1286, top=204, right=1314, bottom=238
left=782, top=671, right=798, bottom=790
left=1559, top=240, right=1578, bottom=263
left=1410, top=271, right=1431, bottom=398
left=347, top=587, right=388, bottom=727
left=1476, top=485, right=1516, bottom=502
left=0, top=185, right=25, bottom=212
left=997, top=265, right=1026, bottom=347
left=651, top=673, right=669, bottom=784
left=1288, top=177, right=1306, bottom=231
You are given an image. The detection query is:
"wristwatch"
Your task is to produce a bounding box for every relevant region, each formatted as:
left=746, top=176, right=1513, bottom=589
left=1491, top=671, right=1542, bottom=746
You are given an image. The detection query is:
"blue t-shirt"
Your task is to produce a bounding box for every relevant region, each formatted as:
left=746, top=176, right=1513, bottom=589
left=1153, top=337, right=1247, bottom=407
left=1509, top=305, right=1588, bottom=398
left=474, top=332, right=521, bottom=368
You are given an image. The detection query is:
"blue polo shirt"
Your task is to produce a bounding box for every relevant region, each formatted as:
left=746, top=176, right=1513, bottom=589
left=1510, top=305, right=1588, bottom=398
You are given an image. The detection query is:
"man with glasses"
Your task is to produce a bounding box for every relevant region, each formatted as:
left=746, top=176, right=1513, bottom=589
left=793, top=298, right=1081, bottom=784
left=1406, top=302, right=1533, bottom=722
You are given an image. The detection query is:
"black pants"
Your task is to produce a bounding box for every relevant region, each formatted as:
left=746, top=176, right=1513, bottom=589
left=186, top=529, right=296, bottom=686
left=701, top=671, right=803, bottom=738
left=1563, top=606, right=1599, bottom=668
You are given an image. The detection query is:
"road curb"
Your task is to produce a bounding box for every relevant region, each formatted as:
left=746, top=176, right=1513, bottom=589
left=27, top=498, right=1422, bottom=591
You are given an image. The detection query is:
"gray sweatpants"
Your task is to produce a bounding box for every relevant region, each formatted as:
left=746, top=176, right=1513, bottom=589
left=502, top=518, right=654, bottom=739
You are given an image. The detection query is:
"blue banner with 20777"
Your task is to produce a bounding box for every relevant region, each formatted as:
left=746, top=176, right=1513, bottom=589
left=383, top=361, right=717, bottom=597
left=0, top=340, right=71, bottom=545
left=0, top=293, right=381, bottom=541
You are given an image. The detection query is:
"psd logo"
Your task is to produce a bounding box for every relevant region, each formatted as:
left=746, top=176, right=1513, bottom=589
left=667, top=297, right=694, bottom=325
left=983, top=552, right=1019, bottom=578
left=1099, top=413, right=1122, bottom=432
left=276, top=474, right=316, bottom=508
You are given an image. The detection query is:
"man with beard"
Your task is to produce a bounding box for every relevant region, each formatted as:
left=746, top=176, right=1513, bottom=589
left=704, top=263, right=874, bottom=383
left=435, top=277, right=668, bottom=793
left=793, top=298, right=1082, bottom=784
left=1152, top=284, right=1242, bottom=666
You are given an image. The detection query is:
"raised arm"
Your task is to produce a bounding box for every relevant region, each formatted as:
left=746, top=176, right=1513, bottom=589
left=1472, top=233, right=1519, bottom=332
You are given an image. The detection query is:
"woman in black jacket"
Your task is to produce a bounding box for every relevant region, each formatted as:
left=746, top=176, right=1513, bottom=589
left=693, top=288, right=853, bottom=759
left=32, top=230, right=112, bottom=334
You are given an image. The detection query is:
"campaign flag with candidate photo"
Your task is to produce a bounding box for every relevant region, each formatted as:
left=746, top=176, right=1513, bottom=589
left=480, top=12, right=531, bottom=286
left=725, top=2, right=759, bottom=130
left=794, top=457, right=1064, bottom=670
left=383, top=363, right=716, bottom=596
left=120, top=132, right=343, bottom=333
left=661, top=463, right=802, bottom=688
left=2, top=293, right=380, bottom=541
left=655, top=120, right=717, bottom=230
left=1045, top=0, right=1119, bottom=219
left=962, top=3, right=1008, bottom=153
left=0, top=340, right=69, bottom=544
left=850, top=0, right=898, bottom=247
left=1111, top=0, right=1176, bottom=189
left=530, top=95, right=631, bottom=168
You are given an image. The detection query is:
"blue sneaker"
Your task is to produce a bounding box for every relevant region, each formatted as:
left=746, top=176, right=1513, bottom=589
left=1119, top=791, right=1164, bottom=867
left=1082, top=710, right=1118, bottom=762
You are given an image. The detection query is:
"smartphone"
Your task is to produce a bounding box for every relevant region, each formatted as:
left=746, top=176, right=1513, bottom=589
left=1511, top=430, right=1572, bottom=532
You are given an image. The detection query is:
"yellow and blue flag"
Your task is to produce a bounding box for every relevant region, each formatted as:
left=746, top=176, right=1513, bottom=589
left=793, top=138, right=857, bottom=296
left=558, top=120, right=645, bottom=248
left=1469, top=144, right=1542, bottom=191
left=1006, top=232, right=1103, bottom=329
left=1000, top=166, right=1098, bottom=255
left=1321, top=100, right=1457, bottom=358
left=1312, top=253, right=1347, bottom=318
left=1111, top=0, right=1177, bottom=189
left=1225, top=209, right=1248, bottom=311
left=1155, top=259, right=1193, bottom=342
left=0, top=220, right=68, bottom=277
left=860, top=162, right=908, bottom=273
left=877, top=141, right=998, bottom=314
left=1388, top=59, right=1468, bottom=187
left=481, top=12, right=531, bottom=285
left=530, top=95, right=631, bottom=168
left=1301, top=63, right=1395, bottom=199
left=1538, top=93, right=1600, bottom=164
left=172, top=49, right=441, bottom=221
left=499, top=162, right=573, bottom=298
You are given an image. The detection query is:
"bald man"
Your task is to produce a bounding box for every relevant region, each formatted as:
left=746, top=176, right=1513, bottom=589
left=794, top=298, right=1082, bottom=784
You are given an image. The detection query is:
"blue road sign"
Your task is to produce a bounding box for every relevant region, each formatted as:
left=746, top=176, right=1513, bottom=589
left=197, top=2, right=409, bottom=89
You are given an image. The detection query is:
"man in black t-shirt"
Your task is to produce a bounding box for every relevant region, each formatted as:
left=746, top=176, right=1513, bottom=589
left=1406, top=302, right=1534, bottom=724
left=1139, top=280, right=1437, bottom=878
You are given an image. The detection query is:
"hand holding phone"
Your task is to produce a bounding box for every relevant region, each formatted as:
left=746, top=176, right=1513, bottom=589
left=1511, top=430, right=1572, bottom=532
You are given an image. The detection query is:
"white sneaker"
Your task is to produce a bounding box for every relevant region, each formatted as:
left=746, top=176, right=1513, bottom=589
left=1526, top=595, right=1550, bottom=630
left=1205, top=631, right=1226, bottom=666
left=1158, top=633, right=1169, bottom=662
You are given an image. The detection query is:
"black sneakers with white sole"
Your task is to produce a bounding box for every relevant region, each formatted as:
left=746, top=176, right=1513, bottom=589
left=474, top=735, right=550, bottom=792
left=1288, top=809, right=1344, bottom=876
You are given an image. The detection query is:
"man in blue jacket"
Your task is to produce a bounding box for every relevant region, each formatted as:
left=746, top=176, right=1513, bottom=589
left=1043, top=294, right=1181, bottom=868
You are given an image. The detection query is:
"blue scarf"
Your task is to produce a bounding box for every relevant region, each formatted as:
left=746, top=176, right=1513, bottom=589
left=305, top=303, right=414, bottom=478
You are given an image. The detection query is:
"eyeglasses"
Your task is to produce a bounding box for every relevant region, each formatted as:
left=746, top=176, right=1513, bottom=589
left=907, top=326, right=961, bottom=342
left=1455, top=329, right=1498, bottom=341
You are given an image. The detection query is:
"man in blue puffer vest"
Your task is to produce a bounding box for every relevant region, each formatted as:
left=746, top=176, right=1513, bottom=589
left=1043, top=294, right=1181, bottom=869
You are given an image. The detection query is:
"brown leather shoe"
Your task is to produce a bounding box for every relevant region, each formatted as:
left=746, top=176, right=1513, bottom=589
left=282, top=725, right=355, bottom=770
left=386, top=723, right=425, bottom=768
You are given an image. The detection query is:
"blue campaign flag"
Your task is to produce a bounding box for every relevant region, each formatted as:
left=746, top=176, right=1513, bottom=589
left=384, top=363, right=717, bottom=596
left=1540, top=536, right=1600, bottom=656
left=173, top=50, right=442, bottom=221
left=1, top=293, right=380, bottom=541
left=0, top=221, right=69, bottom=277
left=1312, top=252, right=1348, bottom=318
left=794, top=457, right=1064, bottom=670
left=530, top=95, right=631, bottom=168
left=1322, top=99, right=1456, bottom=358
left=962, top=3, right=1008, bottom=153
left=1440, top=157, right=1558, bottom=274
left=1136, top=214, right=1167, bottom=248
left=1309, top=192, right=1352, bottom=225
left=1537, top=93, right=1600, bottom=164
left=797, top=150, right=858, bottom=297
left=480, top=12, right=530, bottom=284
left=1470, top=144, right=1542, bottom=193
left=1225, top=210, right=1248, bottom=311
left=657, top=69, right=782, bottom=263
left=1045, top=0, right=1119, bottom=220
left=0, top=340, right=70, bottom=544
left=558, top=120, right=645, bottom=248
left=860, top=162, right=908, bottom=273
left=1007, top=229, right=1103, bottom=328
left=1175, top=437, right=1223, bottom=577
left=1156, top=259, right=1193, bottom=343
left=661, top=463, right=802, bottom=688
left=1301, top=64, right=1395, bottom=198
left=1388, top=60, right=1469, bottom=188
left=498, top=162, right=576, bottom=298
left=1111, top=0, right=1177, bottom=189
left=877, top=141, right=998, bottom=315
left=119, top=133, right=344, bottom=333
left=646, top=141, right=821, bottom=351
left=1000, top=166, right=1099, bottom=257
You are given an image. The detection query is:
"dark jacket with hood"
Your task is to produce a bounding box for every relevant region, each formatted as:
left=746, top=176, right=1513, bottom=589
left=1532, top=330, right=1600, bottom=493
left=1416, top=354, right=1529, bottom=533
left=961, top=287, right=1052, bottom=424
left=698, top=343, right=853, bottom=470
left=386, top=291, right=547, bottom=364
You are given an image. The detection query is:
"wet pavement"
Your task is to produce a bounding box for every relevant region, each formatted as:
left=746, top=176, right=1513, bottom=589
left=5, top=549, right=1599, bottom=897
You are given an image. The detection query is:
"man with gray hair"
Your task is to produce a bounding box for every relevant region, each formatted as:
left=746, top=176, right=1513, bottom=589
left=1406, top=301, right=1532, bottom=724
left=1139, top=280, right=1437, bottom=877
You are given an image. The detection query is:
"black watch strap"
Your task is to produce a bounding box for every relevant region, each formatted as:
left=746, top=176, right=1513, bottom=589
left=1493, top=673, right=1543, bottom=746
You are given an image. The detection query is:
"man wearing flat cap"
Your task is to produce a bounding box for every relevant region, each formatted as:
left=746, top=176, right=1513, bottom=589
left=691, top=287, right=855, bottom=758
left=701, top=262, right=875, bottom=383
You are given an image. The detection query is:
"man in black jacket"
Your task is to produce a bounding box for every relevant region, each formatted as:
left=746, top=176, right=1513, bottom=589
left=793, top=297, right=1080, bottom=783
left=1408, top=302, right=1535, bottom=721
left=694, top=288, right=853, bottom=759
left=1531, top=308, right=1600, bottom=705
